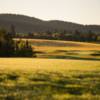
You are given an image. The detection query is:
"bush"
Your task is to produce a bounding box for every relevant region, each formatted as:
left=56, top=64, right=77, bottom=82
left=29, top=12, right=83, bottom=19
left=15, top=40, right=36, bottom=57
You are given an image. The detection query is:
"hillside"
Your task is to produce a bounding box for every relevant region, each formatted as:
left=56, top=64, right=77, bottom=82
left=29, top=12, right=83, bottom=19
left=15, top=39, right=100, bottom=60
left=0, top=14, right=100, bottom=33
left=17, top=38, right=100, bottom=48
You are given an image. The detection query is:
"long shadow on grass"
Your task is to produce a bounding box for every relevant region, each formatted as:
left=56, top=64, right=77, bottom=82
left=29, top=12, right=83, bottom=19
left=46, top=55, right=100, bottom=61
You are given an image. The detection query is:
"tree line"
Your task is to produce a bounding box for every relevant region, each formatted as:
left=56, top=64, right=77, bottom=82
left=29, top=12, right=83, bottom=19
left=0, top=28, right=35, bottom=57
left=11, top=24, right=99, bottom=42
left=16, top=29, right=100, bottom=43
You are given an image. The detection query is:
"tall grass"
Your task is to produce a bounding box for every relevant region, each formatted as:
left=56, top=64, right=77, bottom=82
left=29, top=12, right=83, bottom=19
left=0, top=58, right=100, bottom=99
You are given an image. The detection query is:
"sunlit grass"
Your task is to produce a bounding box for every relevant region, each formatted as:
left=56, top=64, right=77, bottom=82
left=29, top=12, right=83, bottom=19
left=0, top=39, right=100, bottom=99
left=0, top=58, right=100, bottom=99
left=0, top=58, right=100, bottom=72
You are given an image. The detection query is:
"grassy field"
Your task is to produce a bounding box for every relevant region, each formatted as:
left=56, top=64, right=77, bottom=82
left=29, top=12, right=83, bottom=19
left=15, top=39, right=100, bottom=60
left=30, top=39, right=100, bottom=60
left=0, top=58, right=100, bottom=100
left=0, top=39, right=100, bottom=100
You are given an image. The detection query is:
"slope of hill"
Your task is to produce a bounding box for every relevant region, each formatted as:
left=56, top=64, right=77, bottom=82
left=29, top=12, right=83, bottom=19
left=14, top=38, right=100, bottom=60
left=0, top=14, right=100, bottom=33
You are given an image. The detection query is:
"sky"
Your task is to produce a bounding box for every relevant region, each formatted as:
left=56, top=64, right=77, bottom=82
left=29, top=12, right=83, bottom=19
left=0, top=0, right=100, bottom=25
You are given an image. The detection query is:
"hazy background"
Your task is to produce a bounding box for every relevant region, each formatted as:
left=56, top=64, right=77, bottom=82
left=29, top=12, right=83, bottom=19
left=0, top=0, right=100, bottom=25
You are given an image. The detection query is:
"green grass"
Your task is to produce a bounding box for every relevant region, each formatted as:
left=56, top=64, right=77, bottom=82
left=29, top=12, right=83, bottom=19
left=36, top=50, right=100, bottom=61
left=0, top=70, right=100, bottom=100
left=0, top=39, right=100, bottom=99
left=0, top=58, right=100, bottom=100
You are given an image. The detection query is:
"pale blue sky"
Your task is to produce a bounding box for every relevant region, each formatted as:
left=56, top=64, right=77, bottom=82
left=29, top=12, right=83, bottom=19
left=0, top=0, right=100, bottom=25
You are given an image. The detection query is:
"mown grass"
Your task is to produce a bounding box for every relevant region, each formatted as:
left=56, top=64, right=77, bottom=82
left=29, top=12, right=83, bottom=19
left=0, top=58, right=100, bottom=100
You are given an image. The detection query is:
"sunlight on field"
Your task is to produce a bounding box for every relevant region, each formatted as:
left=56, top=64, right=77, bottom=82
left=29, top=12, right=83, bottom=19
left=0, top=39, right=100, bottom=99
left=15, top=39, right=100, bottom=60
left=0, top=58, right=100, bottom=99
left=0, top=58, right=100, bottom=72
left=15, top=38, right=100, bottom=51
left=34, top=46, right=100, bottom=52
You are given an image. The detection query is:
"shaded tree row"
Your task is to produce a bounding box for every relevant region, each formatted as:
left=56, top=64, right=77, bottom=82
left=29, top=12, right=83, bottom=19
left=16, top=29, right=100, bottom=42
left=0, top=28, right=35, bottom=57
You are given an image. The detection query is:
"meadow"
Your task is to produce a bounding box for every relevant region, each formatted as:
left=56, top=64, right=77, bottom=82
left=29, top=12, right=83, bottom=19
left=30, top=39, right=100, bottom=60
left=0, top=39, right=100, bottom=100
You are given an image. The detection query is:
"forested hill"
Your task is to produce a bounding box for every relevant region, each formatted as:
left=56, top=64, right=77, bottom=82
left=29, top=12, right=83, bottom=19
left=0, top=14, right=100, bottom=33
